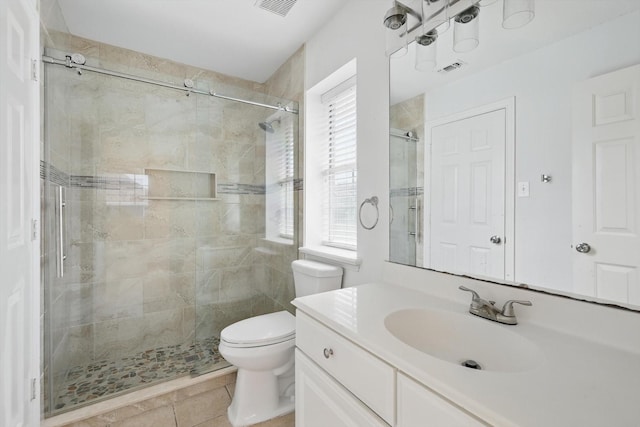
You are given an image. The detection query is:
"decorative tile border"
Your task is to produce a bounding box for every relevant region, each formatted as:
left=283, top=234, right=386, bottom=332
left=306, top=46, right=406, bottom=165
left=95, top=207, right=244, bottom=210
left=40, top=161, right=70, bottom=186
left=390, top=186, right=424, bottom=197
left=217, top=183, right=265, bottom=195
left=40, top=161, right=296, bottom=196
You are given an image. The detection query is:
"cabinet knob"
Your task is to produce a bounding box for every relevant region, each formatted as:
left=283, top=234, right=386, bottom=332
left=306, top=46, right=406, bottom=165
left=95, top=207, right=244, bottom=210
left=323, top=348, right=334, bottom=359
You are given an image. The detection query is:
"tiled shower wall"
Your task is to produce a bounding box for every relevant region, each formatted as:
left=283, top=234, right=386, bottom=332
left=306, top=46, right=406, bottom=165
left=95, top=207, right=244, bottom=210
left=389, top=94, right=424, bottom=267
left=41, top=31, right=303, bottom=406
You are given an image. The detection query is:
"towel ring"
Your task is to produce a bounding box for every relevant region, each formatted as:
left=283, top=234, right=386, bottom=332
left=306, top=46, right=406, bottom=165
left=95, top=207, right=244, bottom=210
left=359, top=196, right=379, bottom=230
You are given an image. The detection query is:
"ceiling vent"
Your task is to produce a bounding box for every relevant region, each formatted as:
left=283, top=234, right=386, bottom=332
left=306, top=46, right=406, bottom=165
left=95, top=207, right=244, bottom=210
left=255, top=0, right=298, bottom=17
left=437, top=61, right=466, bottom=73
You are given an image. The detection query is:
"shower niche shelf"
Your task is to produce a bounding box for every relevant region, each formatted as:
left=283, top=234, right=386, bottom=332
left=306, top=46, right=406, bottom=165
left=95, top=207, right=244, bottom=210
left=145, top=168, right=218, bottom=201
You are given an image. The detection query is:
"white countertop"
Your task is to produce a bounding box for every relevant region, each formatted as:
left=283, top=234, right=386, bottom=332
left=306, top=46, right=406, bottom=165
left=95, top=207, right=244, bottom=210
left=292, top=282, right=640, bottom=427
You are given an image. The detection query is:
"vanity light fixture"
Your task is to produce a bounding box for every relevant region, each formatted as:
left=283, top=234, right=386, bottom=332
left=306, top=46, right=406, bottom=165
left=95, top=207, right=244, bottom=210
left=415, top=30, right=439, bottom=71
left=502, top=0, right=535, bottom=29
left=384, top=0, right=535, bottom=71
left=383, top=1, right=423, bottom=58
left=422, top=0, right=450, bottom=33
left=453, top=5, right=480, bottom=53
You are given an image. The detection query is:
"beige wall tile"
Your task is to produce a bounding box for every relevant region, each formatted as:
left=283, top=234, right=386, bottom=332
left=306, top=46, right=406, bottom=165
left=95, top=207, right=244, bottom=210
left=143, top=271, right=195, bottom=313
left=93, top=278, right=143, bottom=321
left=144, top=201, right=197, bottom=239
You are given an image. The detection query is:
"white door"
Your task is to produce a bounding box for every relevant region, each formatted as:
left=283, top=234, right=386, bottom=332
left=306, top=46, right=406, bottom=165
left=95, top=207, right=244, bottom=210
left=429, top=108, right=507, bottom=280
left=572, top=64, right=640, bottom=305
left=0, top=0, right=40, bottom=425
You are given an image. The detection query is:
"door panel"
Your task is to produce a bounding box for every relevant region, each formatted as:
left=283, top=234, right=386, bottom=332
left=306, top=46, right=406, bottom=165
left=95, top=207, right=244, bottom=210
left=0, top=0, right=39, bottom=425
left=429, top=109, right=506, bottom=280
left=572, top=64, right=640, bottom=305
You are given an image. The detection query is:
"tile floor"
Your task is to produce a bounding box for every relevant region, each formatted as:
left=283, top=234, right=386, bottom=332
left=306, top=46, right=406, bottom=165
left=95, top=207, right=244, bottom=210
left=52, top=370, right=295, bottom=427
left=52, top=336, right=229, bottom=414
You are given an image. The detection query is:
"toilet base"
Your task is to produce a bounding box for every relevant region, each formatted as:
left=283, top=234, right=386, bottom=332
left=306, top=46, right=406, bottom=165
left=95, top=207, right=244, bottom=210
left=226, top=365, right=295, bottom=427
left=227, top=395, right=294, bottom=427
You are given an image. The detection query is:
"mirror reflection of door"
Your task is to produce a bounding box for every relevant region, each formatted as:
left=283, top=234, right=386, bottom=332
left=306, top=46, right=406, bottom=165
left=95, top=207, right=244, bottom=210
left=427, top=102, right=513, bottom=281
left=572, top=64, right=640, bottom=305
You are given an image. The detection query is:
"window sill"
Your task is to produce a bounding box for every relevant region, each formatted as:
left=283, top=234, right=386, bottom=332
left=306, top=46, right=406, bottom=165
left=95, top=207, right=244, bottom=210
left=261, top=237, right=295, bottom=246
left=299, top=245, right=362, bottom=269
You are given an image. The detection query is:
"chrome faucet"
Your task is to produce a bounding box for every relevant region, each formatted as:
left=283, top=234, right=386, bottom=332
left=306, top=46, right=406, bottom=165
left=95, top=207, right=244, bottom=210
left=459, top=286, right=531, bottom=325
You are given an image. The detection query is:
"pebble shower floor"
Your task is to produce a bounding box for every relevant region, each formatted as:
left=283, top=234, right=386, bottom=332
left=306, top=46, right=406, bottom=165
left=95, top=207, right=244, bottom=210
left=51, top=336, right=228, bottom=413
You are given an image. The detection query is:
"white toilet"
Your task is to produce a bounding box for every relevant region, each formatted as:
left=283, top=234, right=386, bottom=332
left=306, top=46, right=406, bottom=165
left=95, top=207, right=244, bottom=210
left=219, top=259, right=343, bottom=427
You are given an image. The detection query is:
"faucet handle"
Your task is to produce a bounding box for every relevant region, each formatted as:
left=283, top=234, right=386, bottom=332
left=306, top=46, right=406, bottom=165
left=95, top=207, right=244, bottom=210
left=459, top=286, right=485, bottom=308
left=501, top=300, right=532, bottom=317
left=459, top=285, right=480, bottom=300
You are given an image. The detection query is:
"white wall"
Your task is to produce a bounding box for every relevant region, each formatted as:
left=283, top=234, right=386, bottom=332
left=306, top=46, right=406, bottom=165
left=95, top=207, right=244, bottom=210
left=424, top=10, right=640, bottom=292
left=304, top=0, right=391, bottom=286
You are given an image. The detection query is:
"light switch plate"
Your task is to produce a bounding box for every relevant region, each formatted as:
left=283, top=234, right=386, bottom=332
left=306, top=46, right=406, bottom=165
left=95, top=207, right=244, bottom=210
left=518, top=181, right=530, bottom=197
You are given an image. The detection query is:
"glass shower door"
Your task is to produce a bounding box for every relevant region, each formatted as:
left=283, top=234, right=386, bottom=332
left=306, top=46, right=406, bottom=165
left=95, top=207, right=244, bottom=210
left=389, top=131, right=418, bottom=266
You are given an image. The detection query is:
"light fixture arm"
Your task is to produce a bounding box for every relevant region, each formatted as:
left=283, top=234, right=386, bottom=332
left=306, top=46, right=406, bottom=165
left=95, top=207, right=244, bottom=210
left=421, top=0, right=481, bottom=34
left=394, top=1, right=423, bottom=36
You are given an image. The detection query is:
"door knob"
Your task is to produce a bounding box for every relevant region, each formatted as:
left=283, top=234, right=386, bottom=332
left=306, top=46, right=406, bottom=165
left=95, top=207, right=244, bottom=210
left=489, top=235, right=502, bottom=245
left=576, top=243, right=591, bottom=253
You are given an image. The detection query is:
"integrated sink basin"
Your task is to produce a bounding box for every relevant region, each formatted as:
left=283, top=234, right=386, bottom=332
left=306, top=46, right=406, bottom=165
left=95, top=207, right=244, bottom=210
left=384, top=308, right=543, bottom=372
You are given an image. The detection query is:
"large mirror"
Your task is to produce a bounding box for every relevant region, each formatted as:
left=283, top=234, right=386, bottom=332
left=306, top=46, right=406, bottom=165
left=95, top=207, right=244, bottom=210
left=389, top=0, right=640, bottom=310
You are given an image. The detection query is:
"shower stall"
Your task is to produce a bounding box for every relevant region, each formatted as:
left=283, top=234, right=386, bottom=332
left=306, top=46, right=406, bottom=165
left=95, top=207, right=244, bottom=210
left=41, top=41, right=299, bottom=416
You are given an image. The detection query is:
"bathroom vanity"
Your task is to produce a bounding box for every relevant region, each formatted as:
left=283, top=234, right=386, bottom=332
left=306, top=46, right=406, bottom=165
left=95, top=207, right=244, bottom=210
left=293, top=280, right=640, bottom=427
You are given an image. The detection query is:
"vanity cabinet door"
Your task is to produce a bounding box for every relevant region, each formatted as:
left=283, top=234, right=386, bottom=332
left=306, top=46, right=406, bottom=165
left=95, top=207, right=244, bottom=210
left=295, top=349, right=390, bottom=427
left=296, top=310, right=395, bottom=424
left=397, top=373, right=487, bottom=427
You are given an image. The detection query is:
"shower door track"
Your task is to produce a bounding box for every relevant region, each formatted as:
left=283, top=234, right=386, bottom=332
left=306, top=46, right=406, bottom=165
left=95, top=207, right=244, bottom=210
left=42, top=54, right=299, bottom=114
left=390, top=128, right=419, bottom=142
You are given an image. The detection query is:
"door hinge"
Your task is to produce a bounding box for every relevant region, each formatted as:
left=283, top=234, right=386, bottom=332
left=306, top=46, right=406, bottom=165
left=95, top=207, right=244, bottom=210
left=31, top=219, right=39, bottom=241
left=30, top=378, right=37, bottom=401
left=31, top=59, right=38, bottom=82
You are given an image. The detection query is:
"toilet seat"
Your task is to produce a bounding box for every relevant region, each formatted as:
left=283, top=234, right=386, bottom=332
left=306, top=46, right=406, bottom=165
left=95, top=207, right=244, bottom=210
left=221, top=310, right=295, bottom=348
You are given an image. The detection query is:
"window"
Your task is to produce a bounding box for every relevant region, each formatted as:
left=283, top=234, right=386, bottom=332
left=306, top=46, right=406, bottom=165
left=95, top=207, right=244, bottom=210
left=303, top=59, right=360, bottom=265
left=321, top=77, right=357, bottom=250
left=265, top=114, right=294, bottom=243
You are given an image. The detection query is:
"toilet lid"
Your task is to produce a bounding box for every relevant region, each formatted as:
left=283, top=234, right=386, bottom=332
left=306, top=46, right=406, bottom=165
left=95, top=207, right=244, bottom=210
left=221, top=311, right=295, bottom=347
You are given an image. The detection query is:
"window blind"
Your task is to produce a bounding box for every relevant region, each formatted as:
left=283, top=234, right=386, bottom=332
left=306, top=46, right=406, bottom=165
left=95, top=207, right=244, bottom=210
left=266, top=115, right=294, bottom=241
left=321, top=79, right=357, bottom=250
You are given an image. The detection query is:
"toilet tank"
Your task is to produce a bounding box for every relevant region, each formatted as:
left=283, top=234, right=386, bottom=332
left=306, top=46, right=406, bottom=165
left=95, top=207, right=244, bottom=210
left=291, top=260, right=343, bottom=298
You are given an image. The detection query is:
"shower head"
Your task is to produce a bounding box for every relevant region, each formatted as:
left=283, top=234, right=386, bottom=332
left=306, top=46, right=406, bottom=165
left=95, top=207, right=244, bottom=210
left=258, top=119, right=280, bottom=133
left=383, top=5, right=407, bottom=30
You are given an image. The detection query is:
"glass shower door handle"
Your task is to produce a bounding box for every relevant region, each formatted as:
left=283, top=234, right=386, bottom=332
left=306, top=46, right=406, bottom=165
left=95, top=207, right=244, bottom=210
left=408, top=196, right=421, bottom=243
left=408, top=204, right=416, bottom=238
left=55, top=185, right=67, bottom=277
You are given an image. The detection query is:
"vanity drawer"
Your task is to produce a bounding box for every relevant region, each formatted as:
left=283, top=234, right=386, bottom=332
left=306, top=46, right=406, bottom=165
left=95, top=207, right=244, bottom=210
left=296, top=310, right=395, bottom=424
